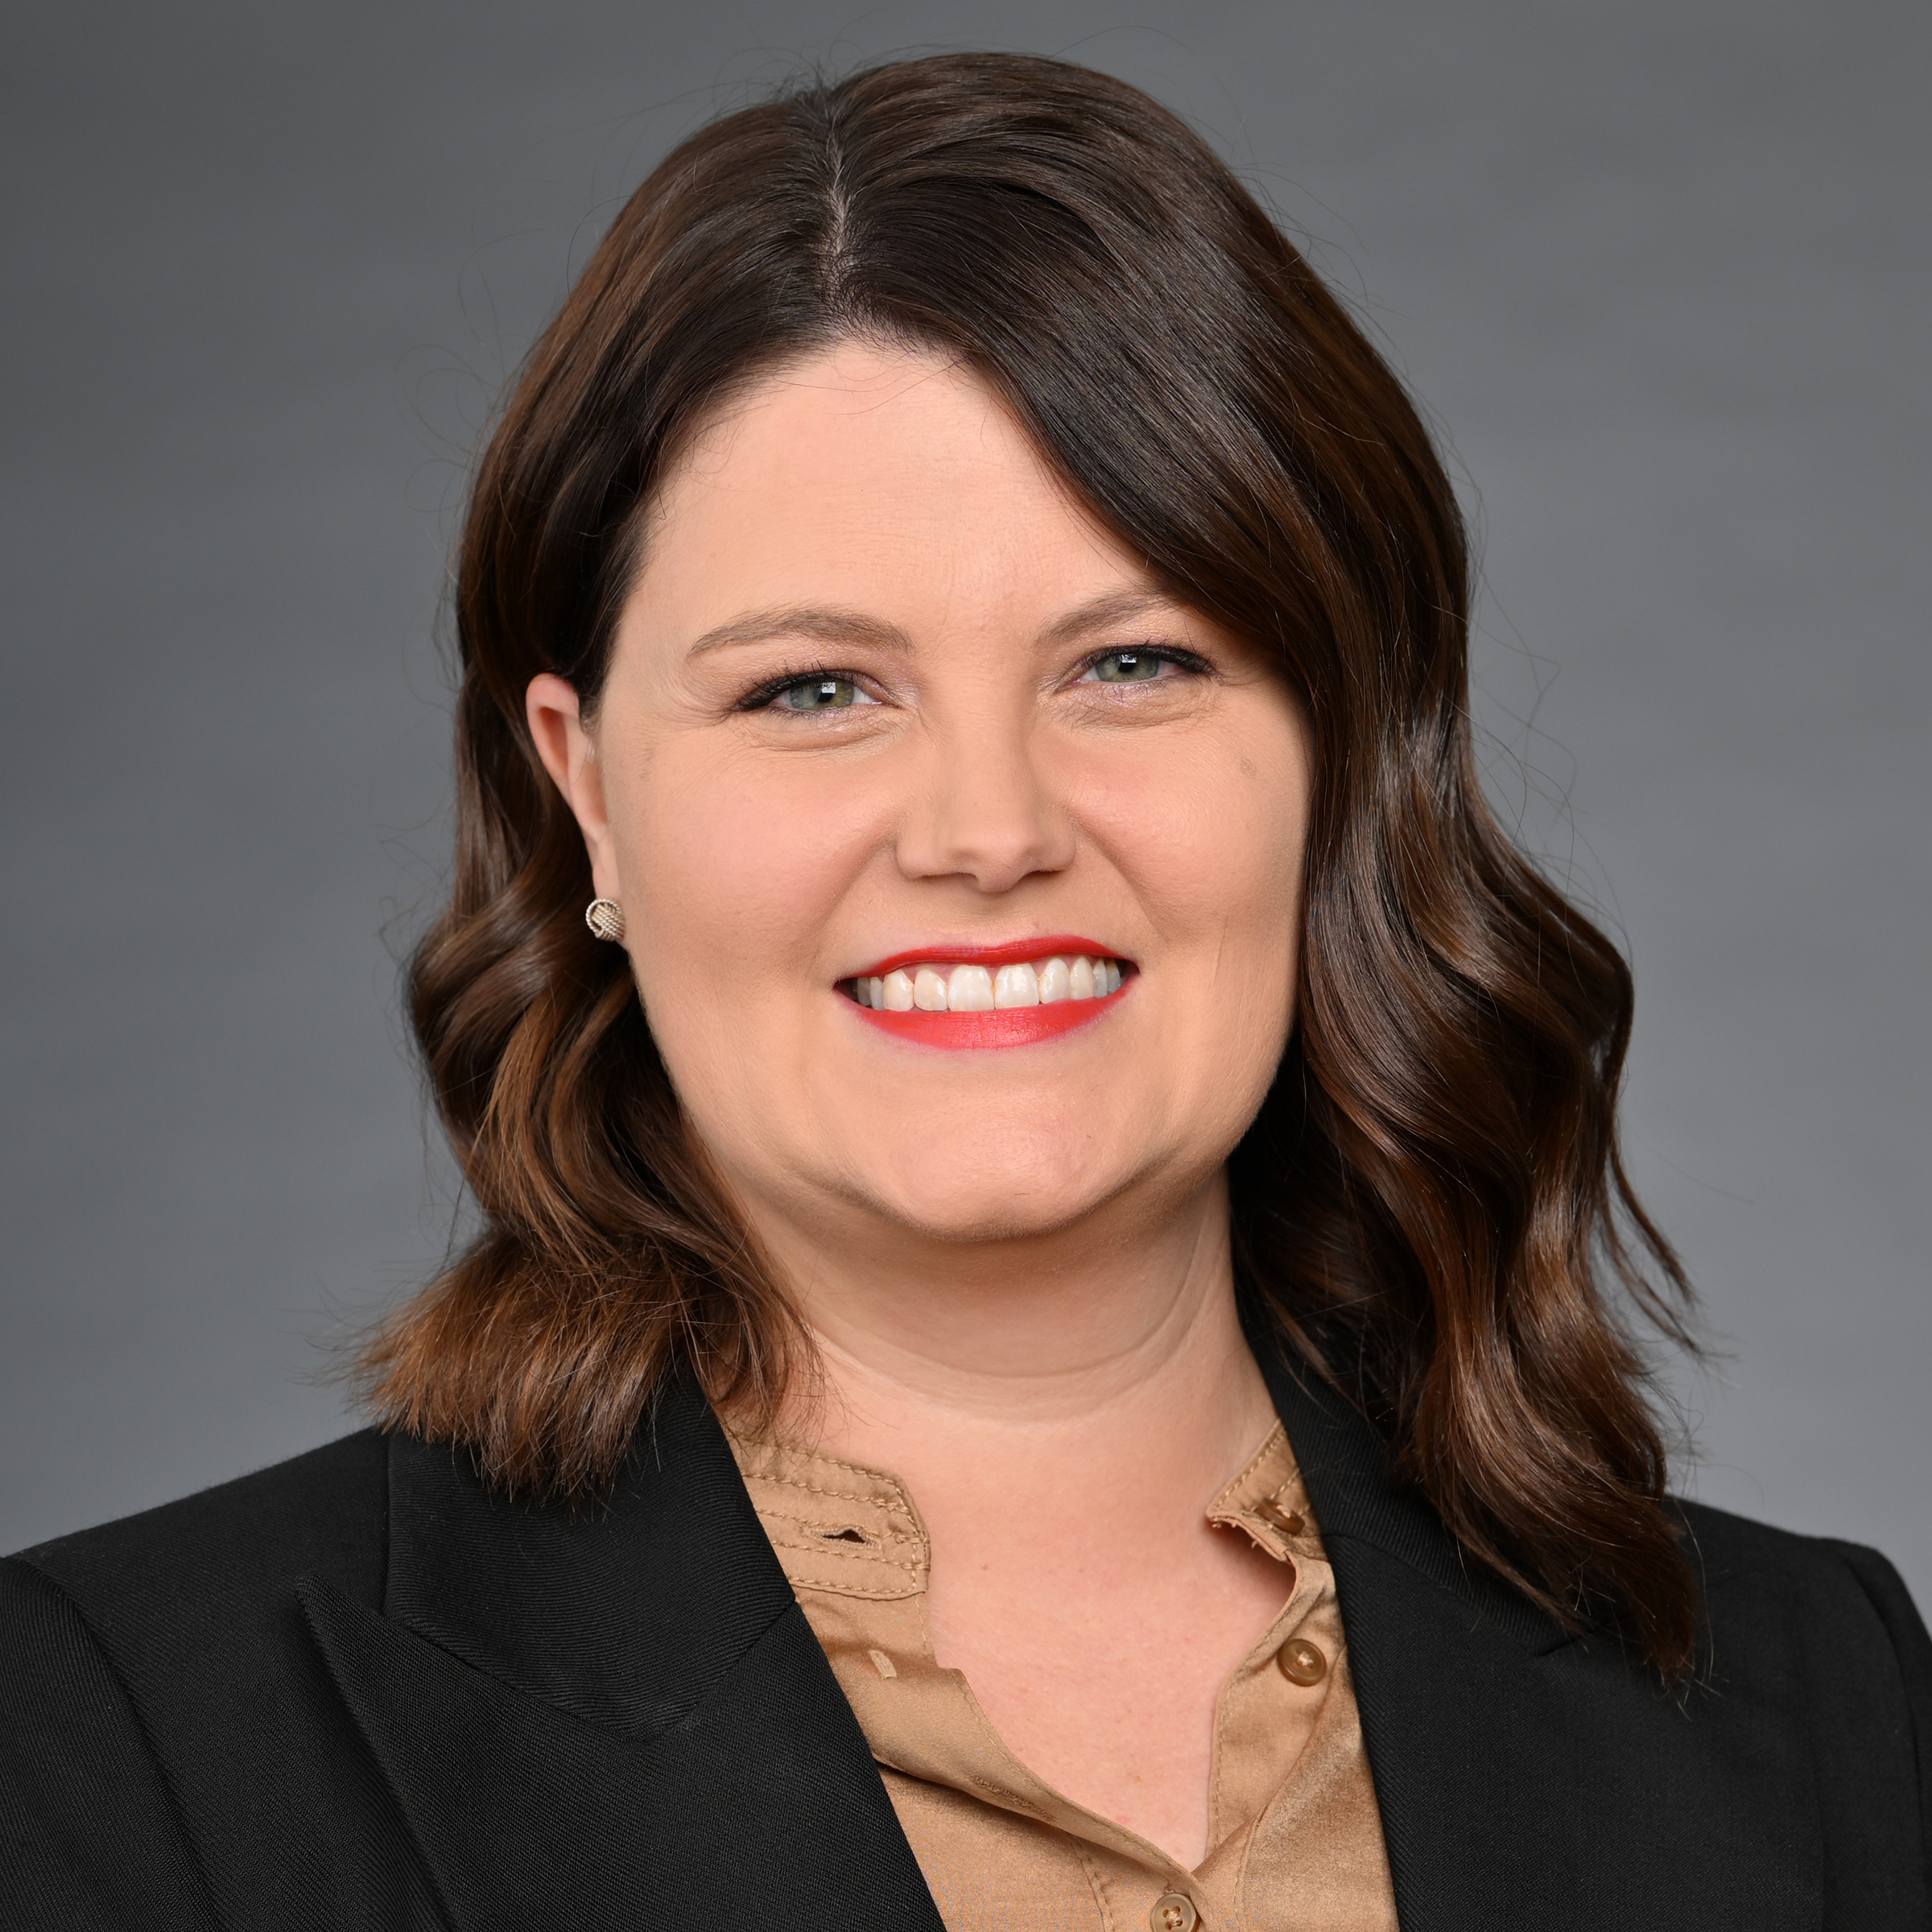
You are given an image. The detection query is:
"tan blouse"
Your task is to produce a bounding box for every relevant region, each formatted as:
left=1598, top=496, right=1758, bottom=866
left=728, top=1423, right=1398, bottom=1932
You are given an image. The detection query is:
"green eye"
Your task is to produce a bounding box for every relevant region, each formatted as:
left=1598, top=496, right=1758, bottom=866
left=778, top=675, right=861, bottom=710
left=1092, top=650, right=1162, bottom=683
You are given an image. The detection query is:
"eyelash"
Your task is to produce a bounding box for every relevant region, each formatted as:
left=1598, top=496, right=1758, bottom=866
left=733, top=642, right=1212, bottom=712
left=1075, top=642, right=1212, bottom=683
left=734, top=663, right=860, bottom=712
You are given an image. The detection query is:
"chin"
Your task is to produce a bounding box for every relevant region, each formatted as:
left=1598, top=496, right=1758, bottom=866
left=882, top=1194, right=1107, bottom=1245
left=850, top=1143, right=1145, bottom=1246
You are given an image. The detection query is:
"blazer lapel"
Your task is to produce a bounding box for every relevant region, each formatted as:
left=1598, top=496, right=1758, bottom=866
left=1261, top=1344, right=1822, bottom=1931
left=301, top=1379, right=943, bottom=1932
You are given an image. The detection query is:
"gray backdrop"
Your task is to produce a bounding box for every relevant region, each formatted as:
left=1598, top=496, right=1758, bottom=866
left=4, top=2, right=1926, bottom=1607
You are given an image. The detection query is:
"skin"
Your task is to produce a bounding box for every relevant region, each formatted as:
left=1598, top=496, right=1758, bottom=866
left=529, top=341, right=1316, bottom=1870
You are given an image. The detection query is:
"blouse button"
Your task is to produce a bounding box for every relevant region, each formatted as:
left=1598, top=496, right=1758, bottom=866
left=1277, top=1637, right=1327, bottom=1685
left=1256, top=1495, right=1305, bottom=1535
left=1150, top=1894, right=1199, bottom=1932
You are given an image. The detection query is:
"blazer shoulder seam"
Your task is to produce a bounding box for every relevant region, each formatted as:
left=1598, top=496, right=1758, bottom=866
left=4, top=1554, right=227, bottom=1924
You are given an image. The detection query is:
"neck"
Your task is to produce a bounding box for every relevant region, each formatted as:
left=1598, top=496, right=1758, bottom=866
left=745, top=1167, right=1278, bottom=1517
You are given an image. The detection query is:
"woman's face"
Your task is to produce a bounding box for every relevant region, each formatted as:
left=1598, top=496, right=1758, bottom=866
left=533, top=342, right=1313, bottom=1253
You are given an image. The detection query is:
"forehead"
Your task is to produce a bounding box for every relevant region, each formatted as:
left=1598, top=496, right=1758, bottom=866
left=626, top=341, right=1154, bottom=643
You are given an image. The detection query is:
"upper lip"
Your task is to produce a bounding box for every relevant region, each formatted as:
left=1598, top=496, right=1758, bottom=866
left=847, top=935, right=1128, bottom=979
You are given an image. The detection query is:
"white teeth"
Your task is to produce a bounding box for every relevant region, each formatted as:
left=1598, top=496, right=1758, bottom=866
left=856, top=953, right=1126, bottom=1012
left=993, top=962, right=1039, bottom=1008
left=947, top=964, right=996, bottom=1011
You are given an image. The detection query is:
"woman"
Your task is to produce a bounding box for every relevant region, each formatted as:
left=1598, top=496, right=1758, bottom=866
left=3, top=52, right=1925, bottom=1932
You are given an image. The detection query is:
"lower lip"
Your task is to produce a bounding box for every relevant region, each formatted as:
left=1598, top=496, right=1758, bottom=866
left=848, top=985, right=1128, bottom=1049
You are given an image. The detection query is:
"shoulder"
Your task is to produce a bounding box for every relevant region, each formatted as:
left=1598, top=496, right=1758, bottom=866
left=3, top=1426, right=392, bottom=1724
left=1675, top=1499, right=1931, bottom=1909
left=2, top=1432, right=412, bottom=1926
left=4, top=1428, right=393, bottom=1748
left=9, top=1426, right=391, bottom=1629
left=1676, top=1496, right=1930, bottom=1670
left=1676, top=1497, right=1930, bottom=1699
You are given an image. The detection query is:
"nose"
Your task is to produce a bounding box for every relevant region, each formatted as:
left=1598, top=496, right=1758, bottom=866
left=894, top=704, right=1076, bottom=894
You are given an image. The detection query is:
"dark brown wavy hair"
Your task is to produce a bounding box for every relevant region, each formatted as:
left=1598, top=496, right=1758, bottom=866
left=361, top=52, right=1700, bottom=1671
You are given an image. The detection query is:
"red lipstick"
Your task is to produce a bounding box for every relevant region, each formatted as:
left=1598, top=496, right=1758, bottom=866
left=851, top=993, right=1125, bottom=1049
left=841, top=938, right=1132, bottom=1051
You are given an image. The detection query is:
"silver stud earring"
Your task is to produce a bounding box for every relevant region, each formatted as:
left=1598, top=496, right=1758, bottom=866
left=584, top=897, right=626, bottom=943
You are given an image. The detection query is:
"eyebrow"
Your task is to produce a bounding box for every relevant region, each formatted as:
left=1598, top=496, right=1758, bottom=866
left=685, top=606, right=913, bottom=658
left=1035, top=588, right=1186, bottom=648
left=683, top=587, right=1187, bottom=661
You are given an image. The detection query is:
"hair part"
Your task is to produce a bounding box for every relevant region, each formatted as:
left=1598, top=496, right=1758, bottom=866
left=360, top=51, right=1702, bottom=1674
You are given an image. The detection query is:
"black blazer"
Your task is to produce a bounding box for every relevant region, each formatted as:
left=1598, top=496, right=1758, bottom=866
left=4, top=1352, right=1929, bottom=1930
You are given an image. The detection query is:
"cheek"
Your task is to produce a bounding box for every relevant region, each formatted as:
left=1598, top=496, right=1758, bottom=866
left=1183, top=792, right=1305, bottom=1064
left=1118, top=729, right=1308, bottom=984
left=605, top=738, right=874, bottom=1027
left=1095, top=714, right=1310, bottom=1135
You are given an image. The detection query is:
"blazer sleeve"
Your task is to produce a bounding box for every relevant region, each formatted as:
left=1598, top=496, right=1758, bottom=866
left=0, top=1556, right=220, bottom=1931
left=1825, top=1541, right=1932, bottom=1868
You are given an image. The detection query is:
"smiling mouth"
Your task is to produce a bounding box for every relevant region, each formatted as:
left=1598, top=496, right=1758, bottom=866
left=846, top=950, right=1125, bottom=1012
left=841, top=940, right=1132, bottom=1048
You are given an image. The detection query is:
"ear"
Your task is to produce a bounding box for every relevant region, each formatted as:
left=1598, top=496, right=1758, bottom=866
left=526, top=673, right=618, bottom=898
